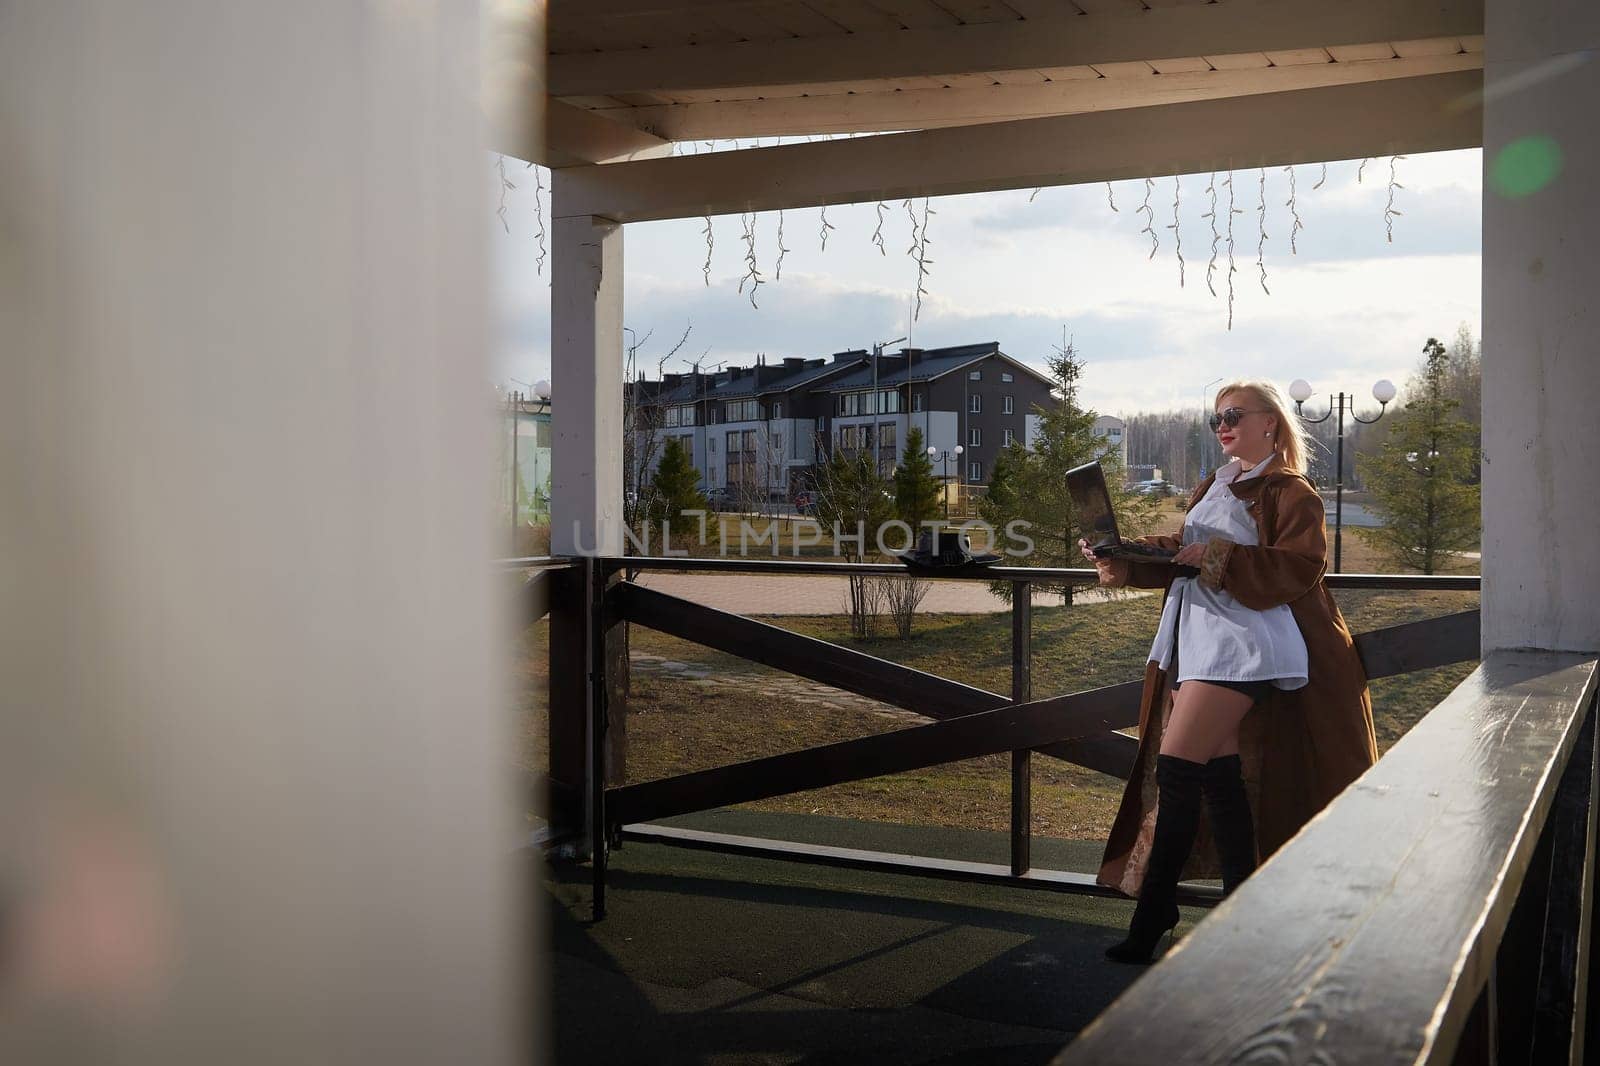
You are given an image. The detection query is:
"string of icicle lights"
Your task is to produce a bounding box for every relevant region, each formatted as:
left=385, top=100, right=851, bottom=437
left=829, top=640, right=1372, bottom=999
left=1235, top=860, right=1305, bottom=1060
left=493, top=148, right=1410, bottom=332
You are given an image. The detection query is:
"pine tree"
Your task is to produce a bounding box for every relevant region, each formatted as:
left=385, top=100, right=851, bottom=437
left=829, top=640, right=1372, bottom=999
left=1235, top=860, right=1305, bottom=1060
left=894, top=426, right=942, bottom=530
left=1357, top=337, right=1480, bottom=574
left=647, top=437, right=709, bottom=540
left=977, top=335, right=1158, bottom=600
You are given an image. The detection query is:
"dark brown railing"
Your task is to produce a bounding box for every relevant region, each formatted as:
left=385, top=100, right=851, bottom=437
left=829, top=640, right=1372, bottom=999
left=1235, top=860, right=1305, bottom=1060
left=517, top=555, right=1483, bottom=925
left=520, top=554, right=1600, bottom=1062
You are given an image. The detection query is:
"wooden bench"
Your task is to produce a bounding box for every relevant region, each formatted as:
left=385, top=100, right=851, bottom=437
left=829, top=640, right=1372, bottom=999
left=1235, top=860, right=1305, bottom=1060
left=1056, top=650, right=1599, bottom=1065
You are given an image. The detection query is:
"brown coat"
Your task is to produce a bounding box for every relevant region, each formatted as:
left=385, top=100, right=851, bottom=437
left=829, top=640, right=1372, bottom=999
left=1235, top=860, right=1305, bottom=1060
left=1097, top=453, right=1377, bottom=896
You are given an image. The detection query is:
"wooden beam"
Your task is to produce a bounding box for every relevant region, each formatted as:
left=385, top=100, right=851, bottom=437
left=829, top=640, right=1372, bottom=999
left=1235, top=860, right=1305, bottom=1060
left=553, top=70, right=1484, bottom=222
left=610, top=684, right=1147, bottom=825
left=618, top=582, right=1009, bottom=719
left=547, top=0, right=1483, bottom=97
left=492, top=98, right=669, bottom=167
left=1354, top=609, right=1480, bottom=680
left=604, top=53, right=1481, bottom=140
left=1058, top=651, right=1599, bottom=1065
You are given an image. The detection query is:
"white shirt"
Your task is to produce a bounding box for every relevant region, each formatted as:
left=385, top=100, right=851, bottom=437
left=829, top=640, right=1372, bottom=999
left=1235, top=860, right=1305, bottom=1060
left=1146, top=454, right=1309, bottom=690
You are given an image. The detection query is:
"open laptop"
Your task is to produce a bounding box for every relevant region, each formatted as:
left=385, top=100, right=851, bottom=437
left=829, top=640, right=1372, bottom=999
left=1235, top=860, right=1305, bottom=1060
left=1065, top=461, right=1180, bottom=563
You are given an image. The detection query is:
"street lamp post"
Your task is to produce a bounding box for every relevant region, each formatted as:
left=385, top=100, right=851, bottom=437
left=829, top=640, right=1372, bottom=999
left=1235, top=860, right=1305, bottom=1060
left=1289, top=377, right=1397, bottom=573
left=927, top=444, right=964, bottom=519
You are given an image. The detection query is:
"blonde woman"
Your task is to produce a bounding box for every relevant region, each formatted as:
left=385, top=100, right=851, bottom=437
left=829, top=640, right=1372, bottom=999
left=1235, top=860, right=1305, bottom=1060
left=1081, top=380, right=1376, bottom=964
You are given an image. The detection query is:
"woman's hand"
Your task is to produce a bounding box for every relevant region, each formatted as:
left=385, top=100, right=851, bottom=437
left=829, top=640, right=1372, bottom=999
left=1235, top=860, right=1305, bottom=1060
left=1172, top=541, right=1206, bottom=567
left=1078, top=538, right=1117, bottom=585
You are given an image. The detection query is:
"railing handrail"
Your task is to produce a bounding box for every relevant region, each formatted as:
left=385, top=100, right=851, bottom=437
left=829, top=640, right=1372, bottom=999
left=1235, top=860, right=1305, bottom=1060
left=1055, top=651, right=1599, bottom=1066
left=500, top=553, right=1481, bottom=591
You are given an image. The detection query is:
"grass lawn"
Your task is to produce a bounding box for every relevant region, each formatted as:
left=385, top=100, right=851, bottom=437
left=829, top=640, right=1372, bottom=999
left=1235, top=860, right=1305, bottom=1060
left=516, top=578, right=1479, bottom=844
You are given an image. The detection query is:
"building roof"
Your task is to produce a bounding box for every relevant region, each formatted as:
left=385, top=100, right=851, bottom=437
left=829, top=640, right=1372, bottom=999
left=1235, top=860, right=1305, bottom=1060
left=825, top=343, right=1054, bottom=392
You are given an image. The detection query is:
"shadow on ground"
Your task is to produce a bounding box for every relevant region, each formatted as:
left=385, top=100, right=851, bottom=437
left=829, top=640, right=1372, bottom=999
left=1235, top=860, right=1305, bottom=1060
left=539, top=812, right=1203, bottom=1065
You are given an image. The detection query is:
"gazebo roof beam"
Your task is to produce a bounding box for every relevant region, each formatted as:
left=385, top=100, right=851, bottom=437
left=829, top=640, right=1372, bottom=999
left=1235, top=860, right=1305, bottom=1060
left=495, top=98, right=670, bottom=167
left=547, top=0, right=1483, bottom=98
left=605, top=52, right=1481, bottom=141
left=552, top=70, right=1482, bottom=224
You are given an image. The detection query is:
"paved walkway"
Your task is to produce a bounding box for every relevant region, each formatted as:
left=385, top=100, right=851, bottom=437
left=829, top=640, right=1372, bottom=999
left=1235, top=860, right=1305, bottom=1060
left=633, top=571, right=1151, bottom=615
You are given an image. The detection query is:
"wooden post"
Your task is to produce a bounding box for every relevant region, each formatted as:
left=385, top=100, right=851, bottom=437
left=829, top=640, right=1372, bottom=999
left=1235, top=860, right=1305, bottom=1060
left=1010, top=580, right=1032, bottom=877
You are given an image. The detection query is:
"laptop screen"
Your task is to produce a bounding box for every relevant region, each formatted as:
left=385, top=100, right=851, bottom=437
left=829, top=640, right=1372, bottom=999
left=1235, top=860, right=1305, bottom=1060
left=1065, top=461, right=1120, bottom=548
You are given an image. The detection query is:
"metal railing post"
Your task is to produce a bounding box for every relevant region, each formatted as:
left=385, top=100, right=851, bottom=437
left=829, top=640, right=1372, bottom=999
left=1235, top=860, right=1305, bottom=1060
left=589, top=554, right=609, bottom=921
left=1010, top=579, right=1032, bottom=877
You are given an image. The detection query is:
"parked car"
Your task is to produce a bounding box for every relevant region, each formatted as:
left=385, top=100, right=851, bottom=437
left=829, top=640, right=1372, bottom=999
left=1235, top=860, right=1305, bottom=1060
left=1131, top=479, right=1179, bottom=498
left=792, top=490, right=818, bottom=516
left=705, top=487, right=733, bottom=512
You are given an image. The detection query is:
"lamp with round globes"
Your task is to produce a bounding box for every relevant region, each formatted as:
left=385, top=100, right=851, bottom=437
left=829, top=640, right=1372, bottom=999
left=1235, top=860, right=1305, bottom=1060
left=928, top=443, right=964, bottom=518
left=534, top=379, right=551, bottom=401
left=1290, top=378, right=1394, bottom=573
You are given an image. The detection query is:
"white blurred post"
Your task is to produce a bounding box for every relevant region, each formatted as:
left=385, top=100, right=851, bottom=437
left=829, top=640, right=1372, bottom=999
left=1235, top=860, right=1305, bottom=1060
left=549, top=207, right=626, bottom=558
left=1482, top=0, right=1600, bottom=653
left=1, top=3, right=525, bottom=1063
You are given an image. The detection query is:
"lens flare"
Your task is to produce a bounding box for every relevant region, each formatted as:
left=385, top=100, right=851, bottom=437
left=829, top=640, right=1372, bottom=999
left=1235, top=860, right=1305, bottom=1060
left=1489, top=135, right=1563, bottom=198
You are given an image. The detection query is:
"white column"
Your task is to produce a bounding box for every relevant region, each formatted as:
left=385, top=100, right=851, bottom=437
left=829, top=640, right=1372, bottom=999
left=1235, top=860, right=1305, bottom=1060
left=549, top=207, right=625, bottom=556
left=1482, top=0, right=1600, bottom=653
left=0, top=3, right=518, bottom=1063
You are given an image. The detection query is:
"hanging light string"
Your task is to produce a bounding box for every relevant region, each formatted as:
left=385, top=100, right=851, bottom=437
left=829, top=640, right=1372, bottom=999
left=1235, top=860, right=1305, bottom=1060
left=701, top=216, right=713, bottom=286
left=530, top=162, right=547, bottom=275
left=1284, top=165, right=1303, bottom=255
left=737, top=211, right=763, bottom=308
left=1384, top=155, right=1406, bottom=243
left=775, top=209, right=791, bottom=281
left=872, top=201, right=888, bottom=256
left=1203, top=171, right=1220, bottom=298
left=1225, top=170, right=1243, bottom=330
left=819, top=204, right=835, bottom=252
left=1138, top=177, right=1158, bottom=259
left=913, top=197, right=935, bottom=322
left=1166, top=174, right=1185, bottom=287
left=903, top=198, right=920, bottom=256
left=1312, top=162, right=1328, bottom=191
left=1256, top=167, right=1271, bottom=296
left=1029, top=187, right=1042, bottom=203
left=1358, top=157, right=1370, bottom=183
left=1105, top=181, right=1119, bottom=213
left=495, top=155, right=515, bottom=234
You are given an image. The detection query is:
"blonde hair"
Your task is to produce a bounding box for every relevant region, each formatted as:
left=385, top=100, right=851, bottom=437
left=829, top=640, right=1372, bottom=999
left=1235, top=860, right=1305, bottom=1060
left=1213, top=379, right=1310, bottom=475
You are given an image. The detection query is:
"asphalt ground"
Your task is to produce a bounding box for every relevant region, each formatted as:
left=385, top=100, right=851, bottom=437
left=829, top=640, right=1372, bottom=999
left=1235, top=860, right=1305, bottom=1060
left=540, top=810, right=1210, bottom=1065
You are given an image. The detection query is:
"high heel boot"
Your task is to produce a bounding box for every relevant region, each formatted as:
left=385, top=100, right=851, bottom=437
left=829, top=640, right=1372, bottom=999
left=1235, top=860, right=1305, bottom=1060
left=1203, top=754, right=1258, bottom=896
left=1106, top=754, right=1206, bottom=964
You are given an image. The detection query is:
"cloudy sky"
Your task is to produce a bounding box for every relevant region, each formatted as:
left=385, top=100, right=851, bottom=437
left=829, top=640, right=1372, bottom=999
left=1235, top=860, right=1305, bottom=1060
left=491, top=147, right=1481, bottom=417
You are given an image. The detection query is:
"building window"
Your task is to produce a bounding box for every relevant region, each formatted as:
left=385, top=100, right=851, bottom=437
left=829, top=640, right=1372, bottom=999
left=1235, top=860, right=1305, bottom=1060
left=1001, top=372, right=1013, bottom=383
left=969, top=427, right=981, bottom=447
left=771, top=401, right=782, bottom=420
left=1003, top=395, right=1013, bottom=414
left=773, top=432, right=783, bottom=455
left=878, top=422, right=896, bottom=455
left=726, top=400, right=759, bottom=422
left=968, top=370, right=981, bottom=381
left=709, top=438, right=716, bottom=453
left=969, top=394, right=982, bottom=414
left=969, top=461, right=983, bottom=481
left=877, top=389, right=901, bottom=414
left=911, top=391, right=924, bottom=412
left=1003, top=428, right=1015, bottom=446
left=839, top=425, right=859, bottom=450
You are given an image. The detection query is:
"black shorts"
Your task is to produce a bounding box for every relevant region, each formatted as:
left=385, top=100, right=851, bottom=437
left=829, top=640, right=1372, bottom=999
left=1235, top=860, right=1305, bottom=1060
left=1173, top=678, right=1272, bottom=701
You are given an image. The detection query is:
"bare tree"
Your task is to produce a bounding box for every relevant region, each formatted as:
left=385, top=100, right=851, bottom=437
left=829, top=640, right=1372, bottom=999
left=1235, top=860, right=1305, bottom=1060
left=622, top=323, right=693, bottom=537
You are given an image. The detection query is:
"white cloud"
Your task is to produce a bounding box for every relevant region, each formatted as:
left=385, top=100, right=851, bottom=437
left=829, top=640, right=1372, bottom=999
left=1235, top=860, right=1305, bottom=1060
left=490, top=148, right=1481, bottom=416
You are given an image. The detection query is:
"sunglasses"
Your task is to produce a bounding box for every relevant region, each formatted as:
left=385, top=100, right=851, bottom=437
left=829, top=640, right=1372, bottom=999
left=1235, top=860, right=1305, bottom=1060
left=1208, top=407, right=1267, bottom=432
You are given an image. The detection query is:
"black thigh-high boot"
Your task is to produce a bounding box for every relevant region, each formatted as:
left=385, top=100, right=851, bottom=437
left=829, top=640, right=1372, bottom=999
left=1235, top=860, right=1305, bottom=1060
left=1203, top=754, right=1258, bottom=896
left=1106, top=754, right=1206, bottom=964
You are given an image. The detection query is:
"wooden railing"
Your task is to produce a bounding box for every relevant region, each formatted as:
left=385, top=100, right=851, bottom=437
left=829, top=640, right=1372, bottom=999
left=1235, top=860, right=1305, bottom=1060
left=1056, top=650, right=1598, bottom=1066
left=516, top=555, right=1483, bottom=925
